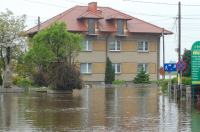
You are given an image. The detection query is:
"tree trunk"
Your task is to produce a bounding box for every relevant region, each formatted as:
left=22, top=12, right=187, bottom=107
left=2, top=47, right=12, bottom=88
left=2, top=64, right=12, bottom=88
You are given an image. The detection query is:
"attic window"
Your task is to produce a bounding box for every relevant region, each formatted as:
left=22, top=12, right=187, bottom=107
left=117, top=19, right=124, bottom=35
left=88, top=18, right=95, bottom=35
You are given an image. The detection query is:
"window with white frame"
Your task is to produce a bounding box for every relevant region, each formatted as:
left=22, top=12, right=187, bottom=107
left=82, top=39, right=92, bottom=51
left=109, top=40, right=121, bottom=51
left=138, top=40, right=148, bottom=52
left=137, top=63, right=148, bottom=72
left=80, top=63, right=92, bottom=74
left=112, top=63, right=121, bottom=74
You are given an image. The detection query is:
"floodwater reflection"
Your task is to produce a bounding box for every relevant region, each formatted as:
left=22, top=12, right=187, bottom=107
left=0, top=87, right=199, bottom=131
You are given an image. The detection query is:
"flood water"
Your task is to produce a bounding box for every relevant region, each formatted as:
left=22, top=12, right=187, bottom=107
left=0, top=87, right=200, bottom=132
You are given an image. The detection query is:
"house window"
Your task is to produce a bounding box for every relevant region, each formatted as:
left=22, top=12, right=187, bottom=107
left=117, top=19, right=124, bottom=35
left=80, top=63, right=92, bottom=74
left=137, top=63, right=148, bottom=72
left=109, top=40, right=121, bottom=51
left=112, top=63, right=121, bottom=74
left=138, top=41, right=148, bottom=52
left=82, top=39, right=92, bottom=51
left=88, top=18, right=95, bottom=34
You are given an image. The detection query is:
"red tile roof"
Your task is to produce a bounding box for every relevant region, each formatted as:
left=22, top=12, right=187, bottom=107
left=78, top=11, right=103, bottom=19
left=26, top=4, right=172, bottom=35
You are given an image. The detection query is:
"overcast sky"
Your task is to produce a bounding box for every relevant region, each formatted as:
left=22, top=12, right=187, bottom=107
left=1, top=0, right=200, bottom=65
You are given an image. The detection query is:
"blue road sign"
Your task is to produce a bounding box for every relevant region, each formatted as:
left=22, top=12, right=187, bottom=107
left=164, top=63, right=177, bottom=72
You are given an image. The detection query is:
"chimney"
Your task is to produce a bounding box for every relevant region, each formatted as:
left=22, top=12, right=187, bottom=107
left=88, top=2, right=97, bottom=13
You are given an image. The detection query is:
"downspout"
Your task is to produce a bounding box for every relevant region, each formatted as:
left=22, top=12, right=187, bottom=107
left=157, top=36, right=161, bottom=80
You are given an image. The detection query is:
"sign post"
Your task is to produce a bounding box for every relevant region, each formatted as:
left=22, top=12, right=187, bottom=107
left=164, top=63, right=177, bottom=95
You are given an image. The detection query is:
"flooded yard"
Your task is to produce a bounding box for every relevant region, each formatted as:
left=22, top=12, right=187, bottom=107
left=0, top=87, right=199, bottom=132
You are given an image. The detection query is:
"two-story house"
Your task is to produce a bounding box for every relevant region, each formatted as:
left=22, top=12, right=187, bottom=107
left=27, top=2, right=172, bottom=83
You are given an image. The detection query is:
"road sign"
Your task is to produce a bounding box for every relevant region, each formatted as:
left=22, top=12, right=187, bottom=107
left=191, top=41, right=200, bottom=85
left=164, top=63, right=177, bottom=72
left=176, top=60, right=186, bottom=71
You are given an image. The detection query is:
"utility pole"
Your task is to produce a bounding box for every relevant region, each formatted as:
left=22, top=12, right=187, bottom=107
left=178, top=2, right=181, bottom=62
left=178, top=1, right=181, bottom=100
left=37, top=16, right=40, bottom=31
left=162, top=28, right=165, bottom=79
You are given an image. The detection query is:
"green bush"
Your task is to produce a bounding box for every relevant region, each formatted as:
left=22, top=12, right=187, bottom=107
left=12, top=76, right=32, bottom=88
left=157, top=79, right=169, bottom=93
left=161, top=79, right=169, bottom=93
left=171, top=77, right=191, bottom=85
left=105, top=57, right=115, bottom=84
left=133, top=68, right=150, bottom=84
left=182, top=77, right=191, bottom=85
left=171, top=77, right=178, bottom=84
left=12, top=76, right=21, bottom=85
left=48, top=62, right=82, bottom=90
left=113, top=80, right=125, bottom=85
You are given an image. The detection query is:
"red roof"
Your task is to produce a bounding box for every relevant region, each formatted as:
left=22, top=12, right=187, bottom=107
left=78, top=11, right=103, bottom=19
left=26, top=4, right=172, bottom=35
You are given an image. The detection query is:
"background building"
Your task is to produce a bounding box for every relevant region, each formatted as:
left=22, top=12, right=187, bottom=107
left=27, top=2, right=172, bottom=83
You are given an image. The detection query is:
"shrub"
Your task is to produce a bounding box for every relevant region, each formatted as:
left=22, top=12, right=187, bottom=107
left=113, top=80, right=125, bottom=85
left=32, top=71, right=48, bottom=87
left=17, top=78, right=32, bottom=88
left=182, top=77, right=191, bottom=85
left=12, top=75, right=21, bottom=85
left=12, top=76, right=32, bottom=88
left=158, top=79, right=169, bottom=93
left=171, top=77, right=191, bottom=85
left=48, top=62, right=82, bottom=90
left=171, top=77, right=178, bottom=84
left=105, top=57, right=115, bottom=84
left=133, top=68, right=150, bottom=84
left=161, top=79, right=169, bottom=93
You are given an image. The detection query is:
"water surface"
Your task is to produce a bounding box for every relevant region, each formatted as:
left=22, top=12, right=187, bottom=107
left=0, top=87, right=199, bottom=132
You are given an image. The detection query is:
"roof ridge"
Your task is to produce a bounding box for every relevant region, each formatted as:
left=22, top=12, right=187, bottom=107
left=105, top=7, right=172, bottom=34
left=26, top=6, right=78, bottom=33
left=79, top=10, right=103, bottom=18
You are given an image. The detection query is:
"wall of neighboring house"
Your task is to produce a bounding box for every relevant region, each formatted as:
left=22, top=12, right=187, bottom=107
left=77, top=34, right=160, bottom=82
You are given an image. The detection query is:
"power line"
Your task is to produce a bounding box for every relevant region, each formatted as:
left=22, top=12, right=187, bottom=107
left=23, top=0, right=200, bottom=19
left=123, top=0, right=177, bottom=6
left=24, top=0, right=68, bottom=8
left=171, top=17, right=177, bottom=31
left=64, top=0, right=86, bottom=5
left=123, top=0, right=200, bottom=7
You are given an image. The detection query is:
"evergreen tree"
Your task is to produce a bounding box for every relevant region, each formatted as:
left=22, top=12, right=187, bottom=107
left=133, top=68, right=150, bottom=84
left=182, top=49, right=191, bottom=77
left=104, top=57, right=115, bottom=84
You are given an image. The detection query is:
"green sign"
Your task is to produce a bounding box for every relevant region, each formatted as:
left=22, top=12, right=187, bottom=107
left=191, top=41, right=200, bottom=85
